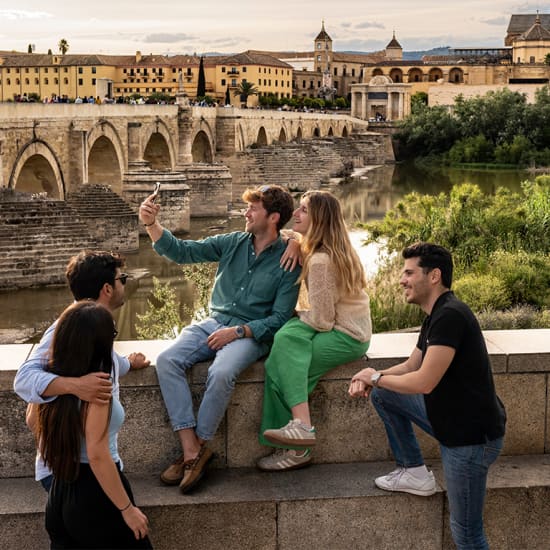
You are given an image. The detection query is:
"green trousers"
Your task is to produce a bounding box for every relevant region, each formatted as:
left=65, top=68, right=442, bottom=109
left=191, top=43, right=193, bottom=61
left=259, top=317, right=370, bottom=448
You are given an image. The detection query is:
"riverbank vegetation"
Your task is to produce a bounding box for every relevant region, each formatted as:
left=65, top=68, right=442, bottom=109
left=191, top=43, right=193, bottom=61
left=397, top=87, right=550, bottom=167
left=362, top=177, right=550, bottom=332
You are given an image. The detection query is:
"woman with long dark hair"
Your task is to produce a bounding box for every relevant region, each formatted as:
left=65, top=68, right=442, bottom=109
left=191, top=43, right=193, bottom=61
left=39, top=301, right=151, bottom=548
left=257, top=190, right=372, bottom=471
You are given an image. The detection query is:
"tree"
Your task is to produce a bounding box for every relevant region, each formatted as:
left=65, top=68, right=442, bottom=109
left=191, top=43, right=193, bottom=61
left=27, top=44, right=33, bottom=53
left=196, top=56, right=206, bottom=98
left=58, top=38, right=69, bottom=55
left=545, top=52, right=550, bottom=66
left=233, top=81, right=259, bottom=107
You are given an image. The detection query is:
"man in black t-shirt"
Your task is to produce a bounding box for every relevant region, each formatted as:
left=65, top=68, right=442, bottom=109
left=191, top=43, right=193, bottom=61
left=349, top=242, right=506, bottom=550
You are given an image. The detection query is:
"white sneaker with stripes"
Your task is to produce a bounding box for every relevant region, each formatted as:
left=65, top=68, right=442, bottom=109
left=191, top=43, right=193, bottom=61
left=263, top=419, right=317, bottom=447
left=257, top=448, right=312, bottom=471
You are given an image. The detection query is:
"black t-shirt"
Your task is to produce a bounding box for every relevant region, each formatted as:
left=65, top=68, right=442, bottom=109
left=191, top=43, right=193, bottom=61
left=417, top=291, right=506, bottom=447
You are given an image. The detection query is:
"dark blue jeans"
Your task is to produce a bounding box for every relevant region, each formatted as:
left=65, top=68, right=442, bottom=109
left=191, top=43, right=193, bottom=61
left=371, top=387, right=503, bottom=550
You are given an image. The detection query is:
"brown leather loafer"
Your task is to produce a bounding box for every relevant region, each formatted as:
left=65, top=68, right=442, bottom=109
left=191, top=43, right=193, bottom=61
left=160, top=454, right=187, bottom=485
left=179, top=446, right=214, bottom=493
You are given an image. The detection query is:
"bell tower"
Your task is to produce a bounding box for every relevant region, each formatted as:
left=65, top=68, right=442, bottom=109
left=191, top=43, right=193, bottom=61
left=314, top=21, right=333, bottom=72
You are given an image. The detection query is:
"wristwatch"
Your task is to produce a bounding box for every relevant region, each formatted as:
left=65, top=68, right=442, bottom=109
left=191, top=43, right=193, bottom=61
left=371, top=372, right=383, bottom=387
left=235, top=325, right=246, bottom=339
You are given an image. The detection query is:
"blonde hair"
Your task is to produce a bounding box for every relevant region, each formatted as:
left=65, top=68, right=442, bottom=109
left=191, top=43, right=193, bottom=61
left=299, top=190, right=367, bottom=295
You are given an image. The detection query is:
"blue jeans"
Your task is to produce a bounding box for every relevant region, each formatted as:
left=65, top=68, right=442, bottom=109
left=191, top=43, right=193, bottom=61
left=371, top=387, right=503, bottom=550
left=156, top=317, right=269, bottom=440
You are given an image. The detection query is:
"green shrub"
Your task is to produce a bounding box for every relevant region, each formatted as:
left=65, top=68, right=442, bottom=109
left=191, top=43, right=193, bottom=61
left=475, top=305, right=550, bottom=330
left=453, top=274, right=511, bottom=311
left=483, top=250, right=550, bottom=307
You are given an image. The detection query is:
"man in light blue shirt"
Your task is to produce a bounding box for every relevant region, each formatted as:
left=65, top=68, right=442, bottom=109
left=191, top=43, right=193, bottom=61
left=140, top=184, right=300, bottom=493
left=14, top=250, right=150, bottom=490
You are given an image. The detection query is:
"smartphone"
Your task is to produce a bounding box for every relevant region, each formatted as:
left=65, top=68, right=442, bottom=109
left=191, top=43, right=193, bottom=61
left=152, top=182, right=161, bottom=202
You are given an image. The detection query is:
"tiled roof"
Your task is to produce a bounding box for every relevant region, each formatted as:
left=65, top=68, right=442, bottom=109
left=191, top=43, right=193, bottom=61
left=220, top=51, right=292, bottom=68
left=519, top=15, right=550, bottom=41
left=315, top=22, right=332, bottom=42
left=507, top=14, right=550, bottom=34
left=386, top=33, right=402, bottom=49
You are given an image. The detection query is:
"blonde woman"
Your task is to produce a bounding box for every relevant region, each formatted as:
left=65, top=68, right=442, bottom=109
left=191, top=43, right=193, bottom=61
left=258, top=190, right=372, bottom=471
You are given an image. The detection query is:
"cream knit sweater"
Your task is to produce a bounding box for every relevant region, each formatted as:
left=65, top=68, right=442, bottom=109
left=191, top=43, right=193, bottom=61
left=296, top=252, right=372, bottom=343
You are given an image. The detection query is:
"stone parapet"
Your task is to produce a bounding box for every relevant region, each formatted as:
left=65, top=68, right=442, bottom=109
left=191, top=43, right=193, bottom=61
left=1, top=329, right=549, bottom=479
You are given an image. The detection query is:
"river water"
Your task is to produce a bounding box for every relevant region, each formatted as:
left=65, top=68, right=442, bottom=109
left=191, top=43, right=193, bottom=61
left=0, top=163, right=532, bottom=344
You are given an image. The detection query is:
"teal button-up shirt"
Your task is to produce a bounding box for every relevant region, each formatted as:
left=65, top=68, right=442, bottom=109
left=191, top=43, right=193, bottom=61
left=153, top=229, right=300, bottom=343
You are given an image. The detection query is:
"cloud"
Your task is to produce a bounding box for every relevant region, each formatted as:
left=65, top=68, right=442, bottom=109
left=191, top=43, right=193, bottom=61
left=340, top=22, right=352, bottom=29
left=481, top=16, right=508, bottom=26
left=355, top=21, right=385, bottom=30
left=143, top=33, right=197, bottom=43
left=0, top=9, right=52, bottom=20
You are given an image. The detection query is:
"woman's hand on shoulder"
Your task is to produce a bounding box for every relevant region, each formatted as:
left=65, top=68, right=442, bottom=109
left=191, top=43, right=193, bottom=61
left=122, top=504, right=149, bottom=540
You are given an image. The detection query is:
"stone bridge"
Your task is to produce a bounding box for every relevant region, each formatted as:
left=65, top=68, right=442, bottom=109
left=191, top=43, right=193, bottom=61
left=0, top=103, right=362, bottom=205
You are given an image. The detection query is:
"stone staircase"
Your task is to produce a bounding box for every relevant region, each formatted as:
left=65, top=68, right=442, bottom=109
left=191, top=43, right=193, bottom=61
left=225, top=134, right=394, bottom=204
left=0, top=190, right=98, bottom=289
left=66, top=184, right=139, bottom=252
left=1, top=330, right=549, bottom=549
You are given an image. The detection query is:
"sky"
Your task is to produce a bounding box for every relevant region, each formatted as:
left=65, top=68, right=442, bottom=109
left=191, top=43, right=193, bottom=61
left=0, top=1, right=547, bottom=56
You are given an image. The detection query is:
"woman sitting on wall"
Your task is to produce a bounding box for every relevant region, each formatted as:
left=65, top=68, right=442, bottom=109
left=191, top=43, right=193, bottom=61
left=257, top=190, right=372, bottom=471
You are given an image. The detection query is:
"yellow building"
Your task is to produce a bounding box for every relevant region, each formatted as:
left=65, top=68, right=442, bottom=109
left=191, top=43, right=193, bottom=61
left=0, top=49, right=291, bottom=105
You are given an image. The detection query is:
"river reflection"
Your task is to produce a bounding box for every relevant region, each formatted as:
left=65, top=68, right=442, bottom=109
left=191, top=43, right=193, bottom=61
left=1, top=163, right=532, bottom=343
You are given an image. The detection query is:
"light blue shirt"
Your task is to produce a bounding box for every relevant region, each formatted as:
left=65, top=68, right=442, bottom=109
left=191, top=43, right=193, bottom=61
left=13, top=319, right=130, bottom=481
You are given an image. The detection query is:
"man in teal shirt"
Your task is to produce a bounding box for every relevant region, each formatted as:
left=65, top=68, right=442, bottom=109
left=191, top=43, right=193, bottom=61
left=139, top=185, right=300, bottom=493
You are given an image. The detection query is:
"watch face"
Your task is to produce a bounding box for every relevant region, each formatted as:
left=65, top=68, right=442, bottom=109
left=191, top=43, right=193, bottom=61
left=235, top=325, right=245, bottom=338
left=371, top=373, right=381, bottom=385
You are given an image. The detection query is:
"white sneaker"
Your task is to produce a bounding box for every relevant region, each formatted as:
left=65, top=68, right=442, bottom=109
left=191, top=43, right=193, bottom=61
left=256, top=448, right=312, bottom=471
left=375, top=467, right=437, bottom=496
left=263, top=419, right=316, bottom=447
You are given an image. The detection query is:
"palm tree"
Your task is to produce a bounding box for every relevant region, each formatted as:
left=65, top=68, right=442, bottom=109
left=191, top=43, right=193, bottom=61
left=58, top=39, right=69, bottom=55
left=233, top=81, right=259, bottom=108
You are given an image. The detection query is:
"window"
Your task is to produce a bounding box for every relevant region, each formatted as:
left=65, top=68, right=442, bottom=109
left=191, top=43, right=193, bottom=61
left=92, top=67, right=97, bottom=74
left=7, top=78, right=10, bottom=85
left=25, top=68, right=29, bottom=73
left=221, top=79, right=226, bottom=86
left=64, top=67, right=68, bottom=73
left=54, top=78, right=59, bottom=84
left=25, top=78, right=29, bottom=84
left=78, top=78, right=83, bottom=85
left=92, top=78, right=96, bottom=85
left=186, top=68, right=192, bottom=76
left=44, top=78, right=48, bottom=84
left=242, top=67, right=247, bottom=72
left=258, top=79, right=261, bottom=85
left=35, top=68, right=39, bottom=73
left=343, top=67, right=346, bottom=76
left=35, top=78, right=39, bottom=84
left=317, top=42, right=321, bottom=50
left=231, top=78, right=237, bottom=86
left=530, top=56, right=535, bottom=63
left=54, top=68, right=58, bottom=73
left=275, top=80, right=278, bottom=86
left=317, top=55, right=321, bottom=61
left=222, top=67, right=226, bottom=72
left=44, top=68, right=48, bottom=73
left=64, top=78, right=68, bottom=84
left=303, top=80, right=306, bottom=88
left=352, top=68, right=355, bottom=77
left=78, top=67, right=83, bottom=74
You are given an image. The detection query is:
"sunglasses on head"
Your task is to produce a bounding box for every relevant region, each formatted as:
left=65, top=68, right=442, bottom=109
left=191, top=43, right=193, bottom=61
left=115, top=273, right=129, bottom=285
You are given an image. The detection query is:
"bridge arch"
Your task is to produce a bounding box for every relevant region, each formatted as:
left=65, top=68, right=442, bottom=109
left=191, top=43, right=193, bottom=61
left=256, top=127, right=268, bottom=146
left=313, top=127, right=320, bottom=138
left=86, top=121, right=125, bottom=194
left=295, top=127, right=303, bottom=142
left=278, top=127, right=287, bottom=143
left=191, top=130, right=213, bottom=163
left=342, top=126, right=349, bottom=137
left=328, top=127, right=334, bottom=136
left=429, top=67, right=443, bottom=82
left=9, top=140, right=65, bottom=198
left=142, top=119, right=176, bottom=170
left=449, top=67, right=464, bottom=83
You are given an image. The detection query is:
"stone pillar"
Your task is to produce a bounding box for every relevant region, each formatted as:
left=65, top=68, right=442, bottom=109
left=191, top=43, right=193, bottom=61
left=68, top=128, right=88, bottom=191
left=127, top=122, right=149, bottom=170
left=176, top=106, right=193, bottom=166
left=361, top=91, right=368, bottom=120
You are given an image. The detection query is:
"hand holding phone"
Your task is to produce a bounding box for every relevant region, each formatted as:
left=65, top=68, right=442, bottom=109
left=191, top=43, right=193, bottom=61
left=151, top=182, right=161, bottom=202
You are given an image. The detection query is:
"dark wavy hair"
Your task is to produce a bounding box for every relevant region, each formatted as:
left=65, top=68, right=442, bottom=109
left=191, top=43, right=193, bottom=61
left=66, top=250, right=125, bottom=301
left=38, top=301, right=115, bottom=481
left=402, top=242, right=453, bottom=289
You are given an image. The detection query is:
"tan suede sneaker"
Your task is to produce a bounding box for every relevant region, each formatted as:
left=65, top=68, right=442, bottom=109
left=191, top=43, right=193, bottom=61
left=160, top=454, right=187, bottom=485
left=179, top=446, right=214, bottom=494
